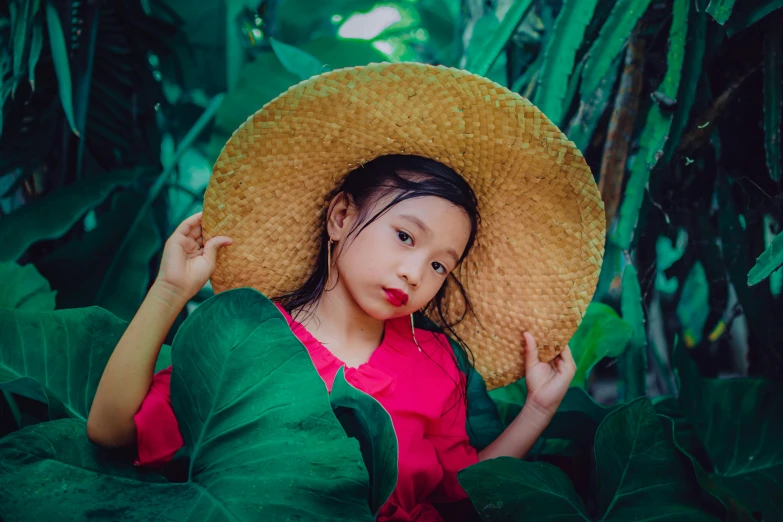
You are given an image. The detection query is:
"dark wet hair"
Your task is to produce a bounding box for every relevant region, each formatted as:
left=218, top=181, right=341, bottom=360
left=273, top=154, right=481, bottom=427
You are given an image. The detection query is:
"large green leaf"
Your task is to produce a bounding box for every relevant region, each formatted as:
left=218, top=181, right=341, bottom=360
left=459, top=398, right=718, bottom=520
left=594, top=399, right=716, bottom=520
left=569, top=302, right=632, bottom=389
left=748, top=229, right=783, bottom=286
left=534, top=0, right=600, bottom=125
left=458, top=457, right=589, bottom=520
left=658, top=414, right=755, bottom=522
left=763, top=29, right=782, bottom=182
left=0, top=168, right=148, bottom=262
left=0, top=304, right=171, bottom=422
left=330, top=366, right=397, bottom=516
left=0, top=262, right=56, bottom=311
left=613, top=0, right=689, bottom=249
left=676, top=345, right=783, bottom=520
left=706, top=0, right=737, bottom=24
left=0, top=306, right=126, bottom=421
left=44, top=1, right=79, bottom=137
left=462, top=0, right=535, bottom=77
left=0, top=288, right=375, bottom=521
left=579, top=0, right=653, bottom=102
left=618, top=264, right=647, bottom=400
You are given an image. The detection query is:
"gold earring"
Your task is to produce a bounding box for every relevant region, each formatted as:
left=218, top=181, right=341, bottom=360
left=327, top=238, right=333, bottom=283
left=411, top=313, right=422, bottom=352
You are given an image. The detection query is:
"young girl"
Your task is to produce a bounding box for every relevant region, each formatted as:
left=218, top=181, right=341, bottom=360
left=87, top=62, right=602, bottom=521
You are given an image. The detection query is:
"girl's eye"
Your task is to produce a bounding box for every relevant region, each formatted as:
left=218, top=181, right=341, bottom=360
left=432, top=262, right=446, bottom=275
left=397, top=231, right=412, bottom=245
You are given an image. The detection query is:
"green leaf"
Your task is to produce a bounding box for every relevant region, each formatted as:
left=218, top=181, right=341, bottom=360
left=459, top=457, right=589, bottom=520
left=596, top=399, right=718, bottom=520
left=0, top=261, right=56, bottom=311
left=676, top=345, right=783, bottom=520
left=748, top=229, right=783, bottom=286
left=0, top=306, right=128, bottom=421
left=613, top=0, right=689, bottom=249
left=154, top=344, right=172, bottom=374
left=763, top=29, right=782, bottom=182
left=36, top=191, right=160, bottom=321
left=27, top=19, right=43, bottom=89
left=725, top=0, right=783, bottom=36
left=662, top=3, right=708, bottom=164
left=462, top=0, right=535, bottom=77
left=460, top=399, right=719, bottom=520
left=11, top=0, right=30, bottom=85
left=659, top=415, right=756, bottom=522
left=566, top=55, right=622, bottom=151
left=330, top=367, right=398, bottom=516
left=706, top=0, right=736, bottom=25
left=717, top=175, right=778, bottom=348
left=676, top=262, right=710, bottom=347
left=270, top=37, right=324, bottom=81
left=45, top=1, right=79, bottom=137
left=0, top=168, right=148, bottom=262
left=579, top=0, right=653, bottom=102
left=619, top=264, right=647, bottom=400
left=569, top=302, right=633, bottom=389
left=0, top=289, right=374, bottom=521
left=534, top=0, right=600, bottom=125
left=543, top=387, right=618, bottom=442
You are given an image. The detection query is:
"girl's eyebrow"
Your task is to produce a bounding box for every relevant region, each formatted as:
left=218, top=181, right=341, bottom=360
left=398, top=214, right=460, bottom=265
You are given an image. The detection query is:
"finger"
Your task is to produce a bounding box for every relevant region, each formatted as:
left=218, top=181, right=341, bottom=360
left=561, top=345, right=576, bottom=370
left=175, top=211, right=203, bottom=237
left=187, top=224, right=202, bottom=240
left=202, top=236, right=233, bottom=266
left=523, top=331, right=539, bottom=371
left=184, top=236, right=201, bottom=252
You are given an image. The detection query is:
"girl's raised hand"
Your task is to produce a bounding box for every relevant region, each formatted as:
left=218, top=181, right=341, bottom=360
left=155, top=211, right=232, bottom=301
left=523, top=331, right=576, bottom=417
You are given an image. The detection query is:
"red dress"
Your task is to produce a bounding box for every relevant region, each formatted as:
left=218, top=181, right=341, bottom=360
left=133, top=303, right=480, bottom=521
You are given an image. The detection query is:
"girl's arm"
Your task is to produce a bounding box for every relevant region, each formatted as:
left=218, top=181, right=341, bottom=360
left=86, top=211, right=232, bottom=449
left=86, top=281, right=188, bottom=447
left=478, top=332, right=576, bottom=461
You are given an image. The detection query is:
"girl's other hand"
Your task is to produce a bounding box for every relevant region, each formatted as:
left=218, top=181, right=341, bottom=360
left=523, top=331, right=576, bottom=417
left=155, top=211, right=232, bottom=301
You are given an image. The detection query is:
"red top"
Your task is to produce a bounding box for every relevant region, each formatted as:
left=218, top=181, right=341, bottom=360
left=133, top=303, right=480, bottom=521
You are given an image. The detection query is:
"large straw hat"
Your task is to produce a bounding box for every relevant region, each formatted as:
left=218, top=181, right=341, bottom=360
left=202, top=61, right=605, bottom=390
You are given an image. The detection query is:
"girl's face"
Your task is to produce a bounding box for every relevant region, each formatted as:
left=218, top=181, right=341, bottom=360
left=327, top=193, right=472, bottom=320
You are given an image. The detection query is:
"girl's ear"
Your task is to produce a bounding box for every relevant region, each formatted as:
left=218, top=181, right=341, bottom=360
left=326, top=192, right=356, bottom=241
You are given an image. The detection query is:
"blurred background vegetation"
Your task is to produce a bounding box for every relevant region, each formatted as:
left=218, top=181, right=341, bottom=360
left=1, top=0, right=782, bottom=519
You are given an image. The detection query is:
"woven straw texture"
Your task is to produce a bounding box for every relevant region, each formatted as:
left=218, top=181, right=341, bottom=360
left=202, top=61, right=605, bottom=390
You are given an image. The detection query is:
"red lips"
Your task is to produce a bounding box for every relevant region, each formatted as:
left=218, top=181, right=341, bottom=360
left=384, top=288, right=408, bottom=306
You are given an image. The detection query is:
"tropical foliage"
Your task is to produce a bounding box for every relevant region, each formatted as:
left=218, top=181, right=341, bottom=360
left=1, top=0, right=782, bottom=520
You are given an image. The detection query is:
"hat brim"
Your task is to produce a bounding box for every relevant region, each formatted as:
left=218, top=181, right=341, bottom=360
left=203, top=61, right=605, bottom=390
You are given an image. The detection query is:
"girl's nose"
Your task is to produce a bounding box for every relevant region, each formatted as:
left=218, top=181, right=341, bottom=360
left=399, top=263, right=424, bottom=289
